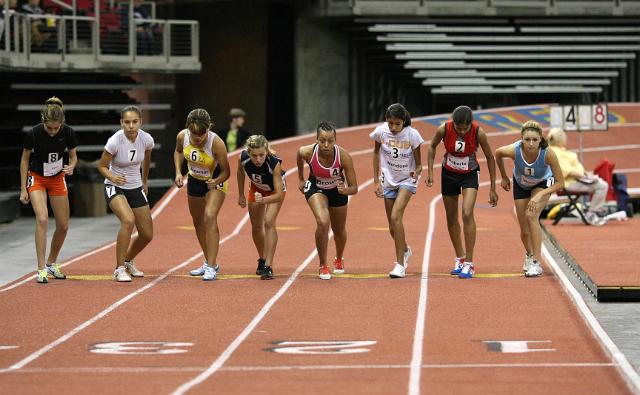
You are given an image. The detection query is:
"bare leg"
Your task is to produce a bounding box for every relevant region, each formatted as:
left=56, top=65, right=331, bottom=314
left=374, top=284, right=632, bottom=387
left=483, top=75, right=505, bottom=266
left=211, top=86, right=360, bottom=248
left=442, top=194, right=465, bottom=258
left=29, top=190, right=49, bottom=270
left=204, top=189, right=226, bottom=265
left=514, top=199, right=533, bottom=256
left=248, top=202, right=266, bottom=259
left=328, top=205, right=348, bottom=260
left=188, top=195, right=207, bottom=257
left=263, top=200, right=284, bottom=266
left=125, top=204, right=153, bottom=261
left=460, top=188, right=478, bottom=262
left=307, top=193, right=331, bottom=267
left=109, top=195, right=135, bottom=269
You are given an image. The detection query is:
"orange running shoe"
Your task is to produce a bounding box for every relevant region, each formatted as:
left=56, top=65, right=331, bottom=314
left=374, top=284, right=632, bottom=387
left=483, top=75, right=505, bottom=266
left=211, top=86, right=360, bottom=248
left=333, top=257, right=345, bottom=274
left=319, top=265, right=331, bottom=280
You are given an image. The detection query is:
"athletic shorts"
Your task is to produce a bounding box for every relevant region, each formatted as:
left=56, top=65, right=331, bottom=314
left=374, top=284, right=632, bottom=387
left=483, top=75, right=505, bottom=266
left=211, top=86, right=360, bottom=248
left=248, top=183, right=286, bottom=203
left=27, top=171, right=67, bottom=196
left=187, top=174, right=228, bottom=197
left=513, top=176, right=554, bottom=200
left=383, top=184, right=417, bottom=199
left=441, top=166, right=480, bottom=196
left=303, top=178, right=347, bottom=207
left=104, top=184, right=148, bottom=208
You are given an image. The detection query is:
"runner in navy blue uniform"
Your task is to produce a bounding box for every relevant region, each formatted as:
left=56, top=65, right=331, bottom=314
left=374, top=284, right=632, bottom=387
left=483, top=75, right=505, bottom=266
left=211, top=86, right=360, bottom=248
left=19, top=97, right=77, bottom=283
left=237, top=135, right=285, bottom=280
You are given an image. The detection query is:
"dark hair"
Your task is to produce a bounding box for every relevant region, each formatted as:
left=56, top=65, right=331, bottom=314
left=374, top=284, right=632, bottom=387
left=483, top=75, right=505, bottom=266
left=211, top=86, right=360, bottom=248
left=186, top=108, right=214, bottom=135
left=520, top=120, right=548, bottom=149
left=316, top=121, right=336, bottom=138
left=452, top=105, right=473, bottom=125
left=41, top=96, right=65, bottom=124
left=121, top=105, right=142, bottom=118
left=385, top=103, right=411, bottom=127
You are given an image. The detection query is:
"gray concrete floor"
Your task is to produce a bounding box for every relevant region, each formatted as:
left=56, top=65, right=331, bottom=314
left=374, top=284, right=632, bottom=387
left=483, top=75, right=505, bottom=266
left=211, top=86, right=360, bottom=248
left=0, top=214, right=119, bottom=286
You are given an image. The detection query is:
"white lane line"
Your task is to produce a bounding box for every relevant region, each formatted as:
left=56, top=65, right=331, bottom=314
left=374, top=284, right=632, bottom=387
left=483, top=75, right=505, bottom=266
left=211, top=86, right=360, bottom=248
left=171, top=178, right=376, bottom=395
left=10, top=362, right=616, bottom=374
left=542, top=246, right=640, bottom=395
left=0, top=186, right=184, bottom=293
left=409, top=194, right=440, bottom=395
left=0, top=214, right=251, bottom=373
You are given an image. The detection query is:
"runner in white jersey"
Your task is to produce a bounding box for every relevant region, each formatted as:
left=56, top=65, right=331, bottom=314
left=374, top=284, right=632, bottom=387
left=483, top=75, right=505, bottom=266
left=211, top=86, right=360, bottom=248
left=98, top=106, right=154, bottom=282
left=371, top=103, right=424, bottom=279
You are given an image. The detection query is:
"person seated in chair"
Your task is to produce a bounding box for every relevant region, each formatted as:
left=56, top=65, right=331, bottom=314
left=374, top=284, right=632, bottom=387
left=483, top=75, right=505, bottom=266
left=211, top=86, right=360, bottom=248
left=547, top=127, right=608, bottom=225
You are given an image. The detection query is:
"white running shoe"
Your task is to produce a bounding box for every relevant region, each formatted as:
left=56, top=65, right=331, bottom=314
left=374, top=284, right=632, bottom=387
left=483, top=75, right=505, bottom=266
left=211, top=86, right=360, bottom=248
left=46, top=263, right=66, bottom=279
left=113, top=266, right=132, bottom=282
left=403, top=246, right=412, bottom=269
left=525, top=261, right=543, bottom=277
left=389, top=263, right=406, bottom=278
left=36, top=269, right=48, bottom=283
left=203, top=265, right=217, bottom=281
left=190, top=261, right=209, bottom=276
left=523, top=254, right=533, bottom=273
left=124, top=261, right=144, bottom=277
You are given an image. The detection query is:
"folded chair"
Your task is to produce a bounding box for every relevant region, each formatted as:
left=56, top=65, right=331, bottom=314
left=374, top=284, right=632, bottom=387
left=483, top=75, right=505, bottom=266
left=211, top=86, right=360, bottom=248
left=552, top=190, right=590, bottom=225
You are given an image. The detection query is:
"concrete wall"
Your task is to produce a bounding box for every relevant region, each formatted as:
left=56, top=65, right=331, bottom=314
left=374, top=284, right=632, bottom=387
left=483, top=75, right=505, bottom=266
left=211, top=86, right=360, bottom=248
left=295, top=18, right=349, bottom=134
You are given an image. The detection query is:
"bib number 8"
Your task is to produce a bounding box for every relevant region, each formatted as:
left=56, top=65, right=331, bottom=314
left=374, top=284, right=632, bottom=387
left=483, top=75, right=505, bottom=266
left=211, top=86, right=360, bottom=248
left=546, top=177, right=555, bottom=188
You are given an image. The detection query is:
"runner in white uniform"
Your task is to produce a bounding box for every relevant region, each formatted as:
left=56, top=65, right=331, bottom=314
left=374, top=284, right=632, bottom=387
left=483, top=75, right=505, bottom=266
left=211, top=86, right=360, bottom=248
left=371, top=103, right=424, bottom=279
left=98, top=106, right=154, bottom=282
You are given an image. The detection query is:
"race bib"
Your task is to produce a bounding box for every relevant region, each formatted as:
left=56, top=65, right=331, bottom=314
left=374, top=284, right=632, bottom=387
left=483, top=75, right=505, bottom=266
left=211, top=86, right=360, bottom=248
left=43, top=155, right=63, bottom=176
left=519, top=175, right=540, bottom=187
left=189, top=164, right=211, bottom=179
left=446, top=155, right=469, bottom=171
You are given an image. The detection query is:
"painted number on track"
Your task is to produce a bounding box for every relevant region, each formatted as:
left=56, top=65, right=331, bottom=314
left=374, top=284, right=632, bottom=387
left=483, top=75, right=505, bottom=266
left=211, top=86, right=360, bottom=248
left=483, top=340, right=556, bottom=353
left=89, top=342, right=194, bottom=355
left=267, top=340, right=377, bottom=355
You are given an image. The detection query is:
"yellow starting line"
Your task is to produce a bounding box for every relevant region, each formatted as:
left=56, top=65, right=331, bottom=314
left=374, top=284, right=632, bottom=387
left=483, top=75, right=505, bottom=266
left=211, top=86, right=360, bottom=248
left=65, top=272, right=525, bottom=281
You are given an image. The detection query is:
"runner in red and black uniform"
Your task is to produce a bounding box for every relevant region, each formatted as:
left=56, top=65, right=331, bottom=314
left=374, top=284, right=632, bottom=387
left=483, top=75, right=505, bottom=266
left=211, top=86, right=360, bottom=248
left=19, top=97, right=78, bottom=284
left=426, top=105, right=498, bottom=279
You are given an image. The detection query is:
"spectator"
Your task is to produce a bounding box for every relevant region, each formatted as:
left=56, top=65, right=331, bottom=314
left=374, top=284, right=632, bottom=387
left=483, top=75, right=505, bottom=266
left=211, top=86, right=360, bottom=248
left=134, top=0, right=154, bottom=55
left=547, top=127, right=608, bottom=225
left=218, top=108, right=251, bottom=152
left=20, top=0, right=51, bottom=48
left=0, top=0, right=17, bottom=50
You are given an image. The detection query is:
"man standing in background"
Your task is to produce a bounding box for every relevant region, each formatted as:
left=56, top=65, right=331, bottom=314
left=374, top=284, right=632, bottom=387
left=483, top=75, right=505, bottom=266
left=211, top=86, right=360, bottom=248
left=218, top=108, right=250, bottom=152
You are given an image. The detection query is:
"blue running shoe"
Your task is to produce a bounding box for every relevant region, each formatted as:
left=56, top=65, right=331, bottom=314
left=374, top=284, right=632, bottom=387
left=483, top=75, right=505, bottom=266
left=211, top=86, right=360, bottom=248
left=450, top=259, right=464, bottom=275
left=458, top=262, right=474, bottom=279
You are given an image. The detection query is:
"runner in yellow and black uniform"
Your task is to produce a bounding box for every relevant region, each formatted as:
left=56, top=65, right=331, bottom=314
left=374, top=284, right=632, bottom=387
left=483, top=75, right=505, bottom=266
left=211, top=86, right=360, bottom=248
left=174, top=109, right=230, bottom=281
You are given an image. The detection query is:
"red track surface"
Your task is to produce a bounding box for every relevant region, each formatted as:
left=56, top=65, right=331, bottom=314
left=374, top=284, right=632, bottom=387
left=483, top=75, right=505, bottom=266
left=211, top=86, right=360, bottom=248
left=0, top=104, right=638, bottom=394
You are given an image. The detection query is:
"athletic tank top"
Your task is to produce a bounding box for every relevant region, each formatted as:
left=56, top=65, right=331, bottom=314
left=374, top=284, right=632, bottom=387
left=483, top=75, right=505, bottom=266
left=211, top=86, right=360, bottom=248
left=442, top=120, right=479, bottom=173
left=183, top=130, right=218, bottom=181
left=309, top=144, right=343, bottom=189
left=513, top=140, right=552, bottom=189
left=240, top=150, right=285, bottom=192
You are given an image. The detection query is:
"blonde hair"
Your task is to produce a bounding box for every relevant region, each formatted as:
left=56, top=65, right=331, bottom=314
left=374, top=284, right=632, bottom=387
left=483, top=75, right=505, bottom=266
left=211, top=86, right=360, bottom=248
left=520, top=120, right=548, bottom=148
left=40, top=96, right=65, bottom=124
left=245, top=134, right=275, bottom=156
left=185, top=108, right=213, bottom=135
left=547, top=127, right=567, bottom=147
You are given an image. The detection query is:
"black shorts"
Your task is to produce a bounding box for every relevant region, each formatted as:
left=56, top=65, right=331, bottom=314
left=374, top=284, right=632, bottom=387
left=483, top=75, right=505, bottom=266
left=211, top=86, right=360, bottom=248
left=303, top=178, right=347, bottom=207
left=187, top=174, right=227, bottom=197
left=441, top=166, right=480, bottom=196
left=104, top=184, right=148, bottom=208
left=513, top=176, right=553, bottom=200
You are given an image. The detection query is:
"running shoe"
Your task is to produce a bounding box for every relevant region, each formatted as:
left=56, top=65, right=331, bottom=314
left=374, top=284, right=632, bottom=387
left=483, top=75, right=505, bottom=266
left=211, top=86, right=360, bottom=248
left=389, top=263, right=406, bottom=278
left=458, top=262, right=474, bottom=279
left=319, top=265, right=331, bottom=280
left=525, top=260, right=543, bottom=277
left=124, top=260, right=144, bottom=277
left=403, top=246, right=412, bottom=269
left=256, top=258, right=266, bottom=275
left=113, top=266, right=132, bottom=282
left=36, top=269, right=48, bottom=283
left=260, top=266, right=274, bottom=280
left=450, top=258, right=464, bottom=275
left=333, top=257, right=345, bottom=274
left=190, top=261, right=210, bottom=276
left=203, top=264, right=217, bottom=281
left=523, top=254, right=533, bottom=273
left=46, top=263, right=66, bottom=279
